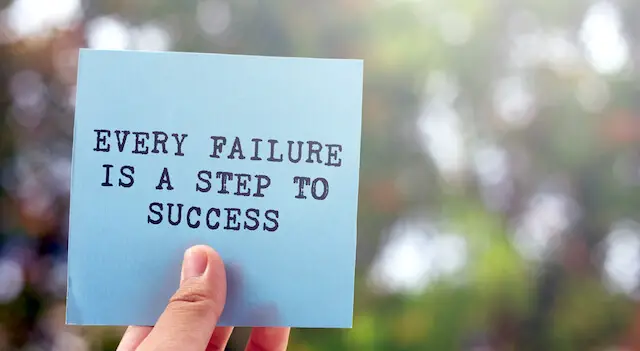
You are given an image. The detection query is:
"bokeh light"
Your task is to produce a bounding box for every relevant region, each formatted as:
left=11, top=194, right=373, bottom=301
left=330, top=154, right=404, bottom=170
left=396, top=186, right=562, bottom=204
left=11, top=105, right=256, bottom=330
left=3, top=0, right=640, bottom=349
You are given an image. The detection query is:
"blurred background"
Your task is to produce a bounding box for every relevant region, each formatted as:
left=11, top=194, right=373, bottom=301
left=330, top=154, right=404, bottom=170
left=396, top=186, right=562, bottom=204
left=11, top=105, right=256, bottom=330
left=1, top=0, right=640, bottom=350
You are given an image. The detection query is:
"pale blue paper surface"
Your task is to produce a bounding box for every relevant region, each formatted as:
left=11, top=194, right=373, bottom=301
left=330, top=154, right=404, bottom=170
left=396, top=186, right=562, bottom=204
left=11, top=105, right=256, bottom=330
left=66, top=49, right=362, bottom=328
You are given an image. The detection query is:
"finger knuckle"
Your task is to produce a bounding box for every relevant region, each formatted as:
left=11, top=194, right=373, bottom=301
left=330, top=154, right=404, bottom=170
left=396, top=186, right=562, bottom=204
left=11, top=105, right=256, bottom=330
left=168, top=286, right=217, bottom=316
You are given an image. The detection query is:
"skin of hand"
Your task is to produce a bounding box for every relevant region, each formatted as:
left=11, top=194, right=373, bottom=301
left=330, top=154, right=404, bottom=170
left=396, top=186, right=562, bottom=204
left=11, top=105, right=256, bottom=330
left=116, top=245, right=290, bottom=351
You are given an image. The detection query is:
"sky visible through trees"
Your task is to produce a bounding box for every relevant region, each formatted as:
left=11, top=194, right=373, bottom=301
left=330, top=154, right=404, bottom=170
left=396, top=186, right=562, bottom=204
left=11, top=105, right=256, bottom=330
left=2, top=0, right=640, bottom=350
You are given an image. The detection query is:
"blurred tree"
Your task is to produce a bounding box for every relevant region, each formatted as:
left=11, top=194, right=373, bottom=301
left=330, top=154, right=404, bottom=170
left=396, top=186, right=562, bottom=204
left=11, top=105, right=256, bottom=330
left=2, top=0, right=640, bottom=350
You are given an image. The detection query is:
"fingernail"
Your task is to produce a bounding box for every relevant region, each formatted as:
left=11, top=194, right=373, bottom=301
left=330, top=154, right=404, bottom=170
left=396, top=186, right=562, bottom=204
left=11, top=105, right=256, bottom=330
left=181, top=247, right=208, bottom=282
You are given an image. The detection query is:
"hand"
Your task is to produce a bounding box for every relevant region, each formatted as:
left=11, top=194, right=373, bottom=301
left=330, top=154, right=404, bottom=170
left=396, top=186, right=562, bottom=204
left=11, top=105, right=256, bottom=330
left=117, top=245, right=290, bottom=351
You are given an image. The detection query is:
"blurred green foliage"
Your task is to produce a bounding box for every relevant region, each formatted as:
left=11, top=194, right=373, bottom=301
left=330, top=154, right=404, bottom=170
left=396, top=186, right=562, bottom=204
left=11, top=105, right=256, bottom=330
left=2, top=0, right=640, bottom=350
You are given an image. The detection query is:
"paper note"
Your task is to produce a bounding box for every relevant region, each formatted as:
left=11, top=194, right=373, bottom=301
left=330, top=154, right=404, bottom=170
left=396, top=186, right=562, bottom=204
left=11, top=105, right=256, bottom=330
left=66, top=49, right=363, bottom=328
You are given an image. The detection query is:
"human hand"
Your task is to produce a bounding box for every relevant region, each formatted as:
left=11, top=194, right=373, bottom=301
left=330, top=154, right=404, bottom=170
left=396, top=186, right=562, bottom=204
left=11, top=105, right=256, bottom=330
left=116, top=245, right=290, bottom=351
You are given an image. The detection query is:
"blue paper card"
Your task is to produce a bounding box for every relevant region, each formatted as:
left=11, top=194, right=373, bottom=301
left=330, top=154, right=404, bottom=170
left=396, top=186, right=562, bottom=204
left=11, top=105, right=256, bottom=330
left=66, top=49, right=362, bottom=328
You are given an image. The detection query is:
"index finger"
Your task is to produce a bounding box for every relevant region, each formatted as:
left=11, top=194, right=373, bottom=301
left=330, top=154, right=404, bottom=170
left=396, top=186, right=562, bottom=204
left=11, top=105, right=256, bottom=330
left=116, top=326, right=151, bottom=351
left=245, top=327, right=290, bottom=351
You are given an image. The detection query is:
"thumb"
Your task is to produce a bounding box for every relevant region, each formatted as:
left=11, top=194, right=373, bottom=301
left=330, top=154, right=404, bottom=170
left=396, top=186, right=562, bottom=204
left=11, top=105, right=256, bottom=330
left=138, top=245, right=227, bottom=351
